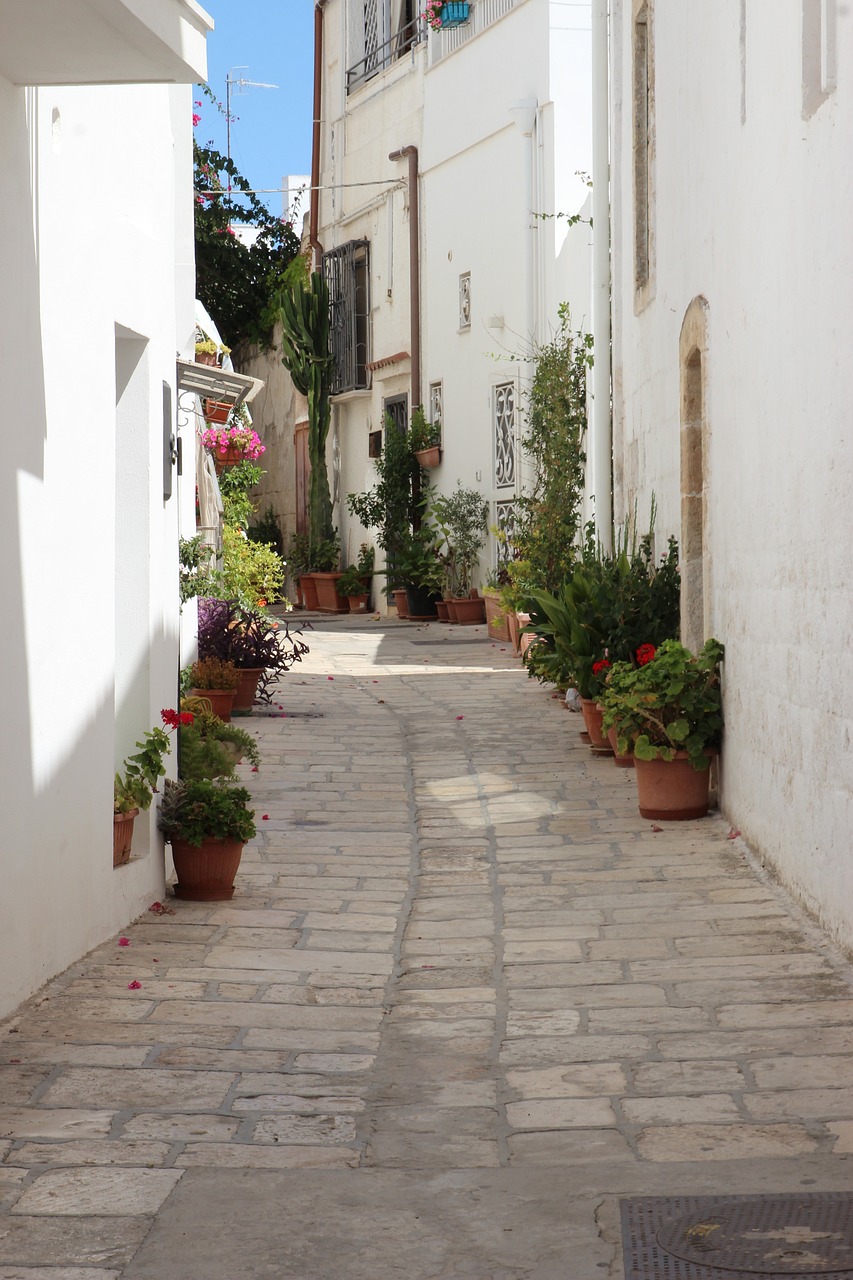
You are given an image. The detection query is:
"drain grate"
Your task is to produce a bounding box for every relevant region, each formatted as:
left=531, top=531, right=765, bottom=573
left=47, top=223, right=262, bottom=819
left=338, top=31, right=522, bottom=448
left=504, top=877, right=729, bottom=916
left=252, top=709, right=325, bottom=718
left=621, top=1194, right=853, bottom=1278
left=409, top=638, right=489, bottom=646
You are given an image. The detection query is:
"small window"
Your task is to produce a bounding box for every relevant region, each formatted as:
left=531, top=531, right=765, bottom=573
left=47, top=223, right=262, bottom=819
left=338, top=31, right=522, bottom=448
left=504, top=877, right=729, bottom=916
left=459, top=273, right=471, bottom=330
left=428, top=381, right=443, bottom=438
left=493, top=382, right=516, bottom=489
left=384, top=394, right=408, bottom=437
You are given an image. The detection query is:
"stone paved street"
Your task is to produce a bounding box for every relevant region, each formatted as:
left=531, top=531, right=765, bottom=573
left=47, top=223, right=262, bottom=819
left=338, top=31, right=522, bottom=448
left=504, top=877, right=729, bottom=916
left=2, top=618, right=853, bottom=1278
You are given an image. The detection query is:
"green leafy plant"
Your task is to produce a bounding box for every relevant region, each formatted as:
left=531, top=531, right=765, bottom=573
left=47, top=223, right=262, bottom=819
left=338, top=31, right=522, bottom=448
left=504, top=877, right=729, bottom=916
left=189, top=657, right=239, bottom=692
left=348, top=414, right=423, bottom=596
left=195, top=339, right=220, bottom=358
left=178, top=705, right=261, bottom=782
left=600, top=639, right=724, bottom=770
left=410, top=406, right=441, bottom=453
left=159, top=778, right=256, bottom=847
left=194, top=87, right=301, bottom=352
left=430, top=483, right=489, bottom=597
left=217, top=460, right=265, bottom=531
left=338, top=544, right=375, bottom=597
left=247, top=505, right=285, bottom=557
left=509, top=308, right=592, bottom=593
left=220, top=525, right=285, bottom=608
left=278, top=271, right=336, bottom=555
left=179, top=536, right=217, bottom=605
left=114, top=714, right=182, bottom=814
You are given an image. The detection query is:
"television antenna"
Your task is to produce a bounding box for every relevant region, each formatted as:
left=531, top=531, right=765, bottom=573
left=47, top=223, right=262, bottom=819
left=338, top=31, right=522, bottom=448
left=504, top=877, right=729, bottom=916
left=225, top=66, right=278, bottom=206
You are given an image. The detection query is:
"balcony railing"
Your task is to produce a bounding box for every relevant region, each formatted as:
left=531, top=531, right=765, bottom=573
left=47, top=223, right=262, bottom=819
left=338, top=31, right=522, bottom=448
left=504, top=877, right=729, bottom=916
left=347, top=16, right=425, bottom=93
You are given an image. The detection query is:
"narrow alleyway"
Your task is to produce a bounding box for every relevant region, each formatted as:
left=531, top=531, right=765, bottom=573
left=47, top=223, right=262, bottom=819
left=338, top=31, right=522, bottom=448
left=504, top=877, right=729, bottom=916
left=2, top=618, right=853, bottom=1278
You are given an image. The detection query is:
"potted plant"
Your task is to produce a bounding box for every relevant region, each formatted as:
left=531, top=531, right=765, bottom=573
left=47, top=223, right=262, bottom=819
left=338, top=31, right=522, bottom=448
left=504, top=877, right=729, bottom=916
left=309, top=534, right=349, bottom=613
left=425, top=0, right=470, bottom=30
left=113, top=712, right=186, bottom=867
left=195, top=339, right=221, bottom=367
left=201, top=416, right=266, bottom=473
left=483, top=565, right=511, bottom=642
left=197, top=599, right=311, bottom=710
left=159, top=778, right=256, bottom=901
left=410, top=406, right=442, bottom=469
left=338, top=544, right=375, bottom=612
left=397, top=529, right=444, bottom=619
left=348, top=412, right=422, bottom=611
left=600, top=638, right=724, bottom=819
left=431, top=484, right=489, bottom=624
left=188, top=657, right=240, bottom=722
left=287, top=532, right=315, bottom=609
left=178, top=703, right=261, bottom=780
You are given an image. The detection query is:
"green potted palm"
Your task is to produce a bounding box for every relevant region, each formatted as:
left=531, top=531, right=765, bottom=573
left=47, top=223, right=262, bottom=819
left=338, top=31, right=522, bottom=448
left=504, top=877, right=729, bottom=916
left=600, top=638, right=724, bottom=819
left=159, top=778, right=257, bottom=901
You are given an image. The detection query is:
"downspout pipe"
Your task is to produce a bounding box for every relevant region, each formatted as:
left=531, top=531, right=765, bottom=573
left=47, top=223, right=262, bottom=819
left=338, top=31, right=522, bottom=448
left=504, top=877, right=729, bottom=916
left=310, top=1, right=327, bottom=265
left=389, top=146, right=421, bottom=409
left=591, top=0, right=613, bottom=551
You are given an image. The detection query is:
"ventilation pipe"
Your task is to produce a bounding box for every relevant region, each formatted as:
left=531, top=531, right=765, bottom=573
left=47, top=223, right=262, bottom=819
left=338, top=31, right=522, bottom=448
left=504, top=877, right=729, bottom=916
left=388, top=145, right=421, bottom=408
left=310, top=1, right=328, bottom=265
left=509, top=99, right=538, bottom=349
left=591, top=0, right=613, bottom=550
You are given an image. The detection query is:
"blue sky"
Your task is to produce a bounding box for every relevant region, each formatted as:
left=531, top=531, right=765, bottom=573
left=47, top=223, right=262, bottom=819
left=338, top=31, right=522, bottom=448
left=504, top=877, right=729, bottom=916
left=198, top=1, right=315, bottom=220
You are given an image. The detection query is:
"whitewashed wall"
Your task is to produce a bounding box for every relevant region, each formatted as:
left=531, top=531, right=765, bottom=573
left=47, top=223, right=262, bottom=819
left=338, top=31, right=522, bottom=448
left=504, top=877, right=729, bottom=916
left=0, top=78, right=199, bottom=1018
left=610, top=1, right=853, bottom=944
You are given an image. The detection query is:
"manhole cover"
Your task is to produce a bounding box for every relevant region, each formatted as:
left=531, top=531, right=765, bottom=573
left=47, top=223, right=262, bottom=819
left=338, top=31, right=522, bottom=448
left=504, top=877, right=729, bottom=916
left=622, top=1195, right=853, bottom=1279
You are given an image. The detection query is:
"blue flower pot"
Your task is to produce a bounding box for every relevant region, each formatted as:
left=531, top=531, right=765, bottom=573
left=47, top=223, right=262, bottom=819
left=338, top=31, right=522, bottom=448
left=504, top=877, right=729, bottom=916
left=441, top=1, right=470, bottom=28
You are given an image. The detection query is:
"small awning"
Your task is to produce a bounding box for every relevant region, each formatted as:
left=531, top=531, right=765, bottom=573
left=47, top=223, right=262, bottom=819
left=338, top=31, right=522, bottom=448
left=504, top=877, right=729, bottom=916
left=176, top=359, right=264, bottom=410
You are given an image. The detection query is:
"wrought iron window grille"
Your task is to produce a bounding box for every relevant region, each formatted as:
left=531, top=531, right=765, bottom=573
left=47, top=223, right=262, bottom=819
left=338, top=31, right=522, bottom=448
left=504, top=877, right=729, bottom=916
left=347, top=14, right=425, bottom=93
left=323, top=240, right=371, bottom=395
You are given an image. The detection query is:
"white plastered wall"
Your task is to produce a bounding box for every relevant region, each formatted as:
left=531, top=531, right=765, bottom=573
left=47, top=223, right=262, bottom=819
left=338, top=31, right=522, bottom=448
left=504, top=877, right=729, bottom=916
left=0, top=80, right=196, bottom=1018
left=609, top=0, right=853, bottom=945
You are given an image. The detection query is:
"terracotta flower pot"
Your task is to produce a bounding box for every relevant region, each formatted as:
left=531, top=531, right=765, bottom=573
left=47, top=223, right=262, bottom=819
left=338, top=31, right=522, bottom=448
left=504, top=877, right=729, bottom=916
left=232, top=667, right=264, bottom=715
left=313, top=572, right=348, bottom=613
left=299, top=575, right=319, bottom=611
left=507, top=611, right=521, bottom=653
left=453, top=597, right=486, bottom=625
left=580, top=698, right=612, bottom=753
left=415, top=445, right=442, bottom=468
left=204, top=400, right=232, bottom=426
left=347, top=593, right=369, bottom=613
left=607, top=725, right=634, bottom=768
left=195, top=351, right=218, bottom=366
left=633, top=751, right=715, bottom=820
left=212, top=441, right=243, bottom=474
left=189, top=687, right=235, bottom=723
left=436, top=599, right=450, bottom=622
left=484, top=593, right=510, bottom=642
left=170, top=836, right=245, bottom=901
left=445, top=598, right=458, bottom=623
left=393, top=588, right=409, bottom=619
left=113, top=809, right=138, bottom=867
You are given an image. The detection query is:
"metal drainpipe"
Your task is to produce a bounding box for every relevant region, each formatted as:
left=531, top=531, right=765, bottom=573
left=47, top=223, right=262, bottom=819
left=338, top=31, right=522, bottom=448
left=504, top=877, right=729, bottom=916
left=388, top=146, right=421, bottom=410
left=310, top=1, right=328, bottom=266
left=591, top=0, right=613, bottom=551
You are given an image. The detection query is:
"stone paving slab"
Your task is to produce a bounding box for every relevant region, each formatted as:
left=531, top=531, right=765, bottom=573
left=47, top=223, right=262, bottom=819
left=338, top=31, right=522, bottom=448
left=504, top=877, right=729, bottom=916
left=2, top=618, right=853, bottom=1276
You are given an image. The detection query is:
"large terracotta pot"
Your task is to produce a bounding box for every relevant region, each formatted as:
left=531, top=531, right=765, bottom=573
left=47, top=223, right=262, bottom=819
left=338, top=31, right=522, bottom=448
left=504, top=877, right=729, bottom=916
left=484, top=592, right=510, bottom=642
left=232, top=667, right=264, bottom=715
left=405, top=586, right=440, bottom=619
left=453, top=597, right=486, bottom=625
left=299, top=575, right=319, bottom=611
left=445, top=598, right=458, bottom=623
left=580, top=698, right=612, bottom=753
left=392, top=588, right=409, bottom=619
left=189, top=687, right=235, bottom=723
left=313, top=572, right=349, bottom=613
left=607, top=725, right=634, bottom=768
left=170, top=837, right=245, bottom=901
left=113, top=809, right=138, bottom=867
left=347, top=593, right=369, bottom=613
left=634, top=751, right=714, bottom=820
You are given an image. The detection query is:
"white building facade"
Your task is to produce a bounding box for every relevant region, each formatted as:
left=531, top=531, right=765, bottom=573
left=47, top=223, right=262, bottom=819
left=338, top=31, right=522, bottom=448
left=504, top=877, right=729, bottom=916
left=0, top=0, right=210, bottom=1017
left=312, top=0, right=592, bottom=579
left=608, top=1, right=853, bottom=943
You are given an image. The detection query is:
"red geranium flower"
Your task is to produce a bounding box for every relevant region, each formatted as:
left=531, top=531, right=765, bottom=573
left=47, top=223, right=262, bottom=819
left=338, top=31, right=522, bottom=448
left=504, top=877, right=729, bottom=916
left=592, top=659, right=611, bottom=677
left=636, top=644, right=656, bottom=666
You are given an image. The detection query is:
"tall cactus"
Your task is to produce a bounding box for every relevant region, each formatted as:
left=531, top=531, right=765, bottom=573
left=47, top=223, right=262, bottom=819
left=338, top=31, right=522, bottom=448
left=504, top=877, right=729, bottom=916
left=279, top=271, right=336, bottom=555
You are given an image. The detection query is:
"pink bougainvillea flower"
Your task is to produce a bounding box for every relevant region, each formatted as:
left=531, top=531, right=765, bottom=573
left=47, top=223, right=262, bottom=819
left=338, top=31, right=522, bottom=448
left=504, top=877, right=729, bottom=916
left=327, top=676, right=334, bottom=681
left=251, top=765, right=259, bottom=772
left=727, top=828, right=741, bottom=840
left=455, top=715, right=464, bottom=720
left=372, top=680, right=378, bottom=684
left=118, top=937, right=131, bottom=947
left=262, top=814, right=269, bottom=821
left=148, top=901, right=174, bottom=916
left=650, top=824, right=663, bottom=833
left=127, top=980, right=142, bottom=990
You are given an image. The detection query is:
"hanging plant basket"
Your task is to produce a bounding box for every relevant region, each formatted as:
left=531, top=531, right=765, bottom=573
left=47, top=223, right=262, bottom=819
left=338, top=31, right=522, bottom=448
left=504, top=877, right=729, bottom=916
left=415, top=445, right=442, bottom=469
left=441, top=2, right=470, bottom=28
left=212, top=442, right=245, bottom=474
